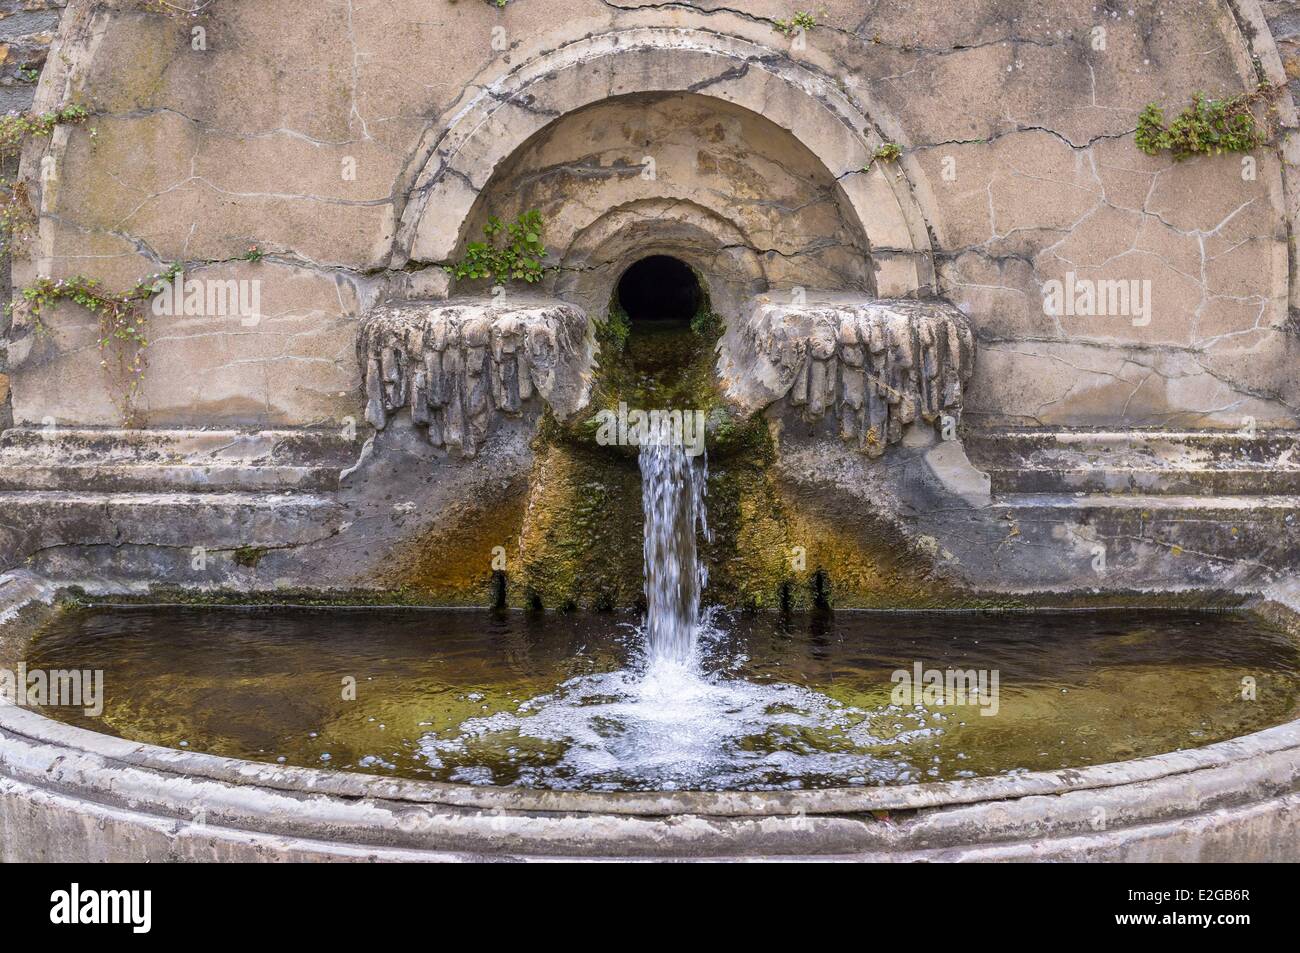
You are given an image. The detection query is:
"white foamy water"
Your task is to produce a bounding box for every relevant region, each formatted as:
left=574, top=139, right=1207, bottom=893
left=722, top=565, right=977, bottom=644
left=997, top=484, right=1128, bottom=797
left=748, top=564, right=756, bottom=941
left=419, top=635, right=935, bottom=789
left=419, top=430, right=920, bottom=790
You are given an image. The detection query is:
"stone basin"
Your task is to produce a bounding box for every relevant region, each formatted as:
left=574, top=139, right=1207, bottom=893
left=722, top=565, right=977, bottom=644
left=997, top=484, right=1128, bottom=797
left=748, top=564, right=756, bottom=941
left=3, top=571, right=1298, bottom=862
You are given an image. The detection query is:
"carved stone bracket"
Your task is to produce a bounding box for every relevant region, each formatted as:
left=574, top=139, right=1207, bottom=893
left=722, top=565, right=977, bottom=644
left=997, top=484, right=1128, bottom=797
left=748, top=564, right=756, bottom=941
left=359, top=298, right=593, bottom=456
left=718, top=294, right=974, bottom=456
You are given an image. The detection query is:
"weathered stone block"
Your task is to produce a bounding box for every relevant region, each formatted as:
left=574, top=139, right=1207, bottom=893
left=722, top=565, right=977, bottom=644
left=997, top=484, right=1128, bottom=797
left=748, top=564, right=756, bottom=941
left=719, top=293, right=974, bottom=457
left=358, top=297, right=593, bottom=457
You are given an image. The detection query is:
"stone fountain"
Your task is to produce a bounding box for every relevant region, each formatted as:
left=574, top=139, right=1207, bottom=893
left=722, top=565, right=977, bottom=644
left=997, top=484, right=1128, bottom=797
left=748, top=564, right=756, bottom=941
left=1, top=1, right=1300, bottom=861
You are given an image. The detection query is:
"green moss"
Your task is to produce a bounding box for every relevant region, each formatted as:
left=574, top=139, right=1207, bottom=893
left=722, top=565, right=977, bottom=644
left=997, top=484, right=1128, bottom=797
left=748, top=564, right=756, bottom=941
left=694, top=418, right=968, bottom=610
left=232, top=545, right=268, bottom=568
left=578, top=290, right=731, bottom=448
left=597, top=300, right=631, bottom=357
left=514, top=435, right=644, bottom=610
left=700, top=442, right=792, bottom=609
left=773, top=11, right=816, bottom=36
left=689, top=304, right=723, bottom=340
left=865, top=142, right=902, bottom=171
left=383, top=475, right=530, bottom=606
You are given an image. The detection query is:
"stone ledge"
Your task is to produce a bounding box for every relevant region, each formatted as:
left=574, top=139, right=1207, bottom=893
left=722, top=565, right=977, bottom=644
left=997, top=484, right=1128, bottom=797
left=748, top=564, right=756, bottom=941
left=0, top=427, right=366, bottom=493
left=0, top=490, right=342, bottom=586
left=968, top=429, right=1300, bottom=496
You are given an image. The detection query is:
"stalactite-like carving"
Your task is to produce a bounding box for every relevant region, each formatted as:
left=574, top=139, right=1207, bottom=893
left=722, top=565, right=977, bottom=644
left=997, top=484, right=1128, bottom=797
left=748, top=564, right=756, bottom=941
left=719, top=295, right=974, bottom=456
left=358, top=299, right=593, bottom=456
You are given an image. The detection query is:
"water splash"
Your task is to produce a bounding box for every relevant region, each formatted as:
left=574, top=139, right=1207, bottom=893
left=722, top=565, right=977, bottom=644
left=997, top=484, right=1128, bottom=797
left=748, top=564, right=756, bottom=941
left=419, top=411, right=919, bottom=790
left=638, top=427, right=710, bottom=669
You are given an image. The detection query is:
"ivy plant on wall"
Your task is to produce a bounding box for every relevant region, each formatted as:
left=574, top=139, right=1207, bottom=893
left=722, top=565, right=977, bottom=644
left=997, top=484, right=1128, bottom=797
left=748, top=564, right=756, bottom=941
left=11, top=265, right=181, bottom=425
left=448, top=209, right=549, bottom=285
left=0, top=105, right=90, bottom=254
left=1135, top=86, right=1277, bottom=160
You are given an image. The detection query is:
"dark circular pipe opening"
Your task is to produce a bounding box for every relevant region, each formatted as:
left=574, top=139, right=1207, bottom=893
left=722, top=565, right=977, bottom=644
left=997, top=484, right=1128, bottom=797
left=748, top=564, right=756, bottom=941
left=616, top=255, right=703, bottom=324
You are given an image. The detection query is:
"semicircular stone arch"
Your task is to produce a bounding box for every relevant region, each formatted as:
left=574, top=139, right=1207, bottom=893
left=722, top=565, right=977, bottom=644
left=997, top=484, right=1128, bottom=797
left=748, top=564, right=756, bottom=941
left=394, top=27, right=936, bottom=298
left=554, top=197, right=767, bottom=319
left=462, top=89, right=871, bottom=315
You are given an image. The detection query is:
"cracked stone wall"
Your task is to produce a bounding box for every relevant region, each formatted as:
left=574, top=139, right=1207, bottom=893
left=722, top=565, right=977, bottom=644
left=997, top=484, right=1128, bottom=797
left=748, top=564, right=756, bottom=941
left=3, top=0, right=1297, bottom=432
left=0, top=0, right=65, bottom=431
left=1263, top=1, right=1300, bottom=101
left=0, top=1, right=61, bottom=112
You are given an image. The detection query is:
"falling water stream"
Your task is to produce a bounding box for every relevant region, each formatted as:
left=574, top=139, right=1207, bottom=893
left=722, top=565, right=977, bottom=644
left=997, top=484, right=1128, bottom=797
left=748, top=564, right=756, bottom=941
left=420, top=423, right=815, bottom=791
left=638, top=432, right=710, bottom=670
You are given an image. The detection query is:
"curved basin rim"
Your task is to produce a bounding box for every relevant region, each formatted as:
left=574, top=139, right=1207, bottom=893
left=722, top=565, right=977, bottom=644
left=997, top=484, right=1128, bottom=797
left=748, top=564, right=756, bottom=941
left=2, top=702, right=1298, bottom=818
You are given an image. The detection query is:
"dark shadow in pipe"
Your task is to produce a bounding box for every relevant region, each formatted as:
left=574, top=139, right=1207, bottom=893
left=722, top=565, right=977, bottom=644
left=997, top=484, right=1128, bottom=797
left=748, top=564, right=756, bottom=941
left=616, top=255, right=702, bottom=324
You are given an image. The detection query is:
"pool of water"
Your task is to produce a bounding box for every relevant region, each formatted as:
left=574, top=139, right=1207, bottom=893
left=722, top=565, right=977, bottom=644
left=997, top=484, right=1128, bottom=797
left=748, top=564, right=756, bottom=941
left=24, top=605, right=1300, bottom=792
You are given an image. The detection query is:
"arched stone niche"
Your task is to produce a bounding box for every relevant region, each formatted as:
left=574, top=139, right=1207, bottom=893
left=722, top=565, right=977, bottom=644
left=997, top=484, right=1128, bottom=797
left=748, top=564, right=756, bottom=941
left=394, top=27, right=936, bottom=299
left=553, top=198, right=764, bottom=321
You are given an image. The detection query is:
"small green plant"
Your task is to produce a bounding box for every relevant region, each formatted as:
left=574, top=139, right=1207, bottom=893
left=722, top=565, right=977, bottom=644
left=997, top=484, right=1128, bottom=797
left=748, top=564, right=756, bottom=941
left=690, top=305, right=722, bottom=341
left=0, top=106, right=89, bottom=253
left=449, top=209, right=548, bottom=285
left=0, top=179, right=36, bottom=254
left=16, top=66, right=39, bottom=84
left=0, top=104, right=89, bottom=157
left=55, top=589, right=90, bottom=610
left=864, top=141, right=902, bottom=170
left=240, top=244, right=265, bottom=262
left=598, top=300, right=632, bottom=356
left=1135, top=86, right=1277, bottom=160
left=12, top=263, right=181, bottom=424
left=774, top=11, right=816, bottom=36
left=233, top=545, right=268, bottom=568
